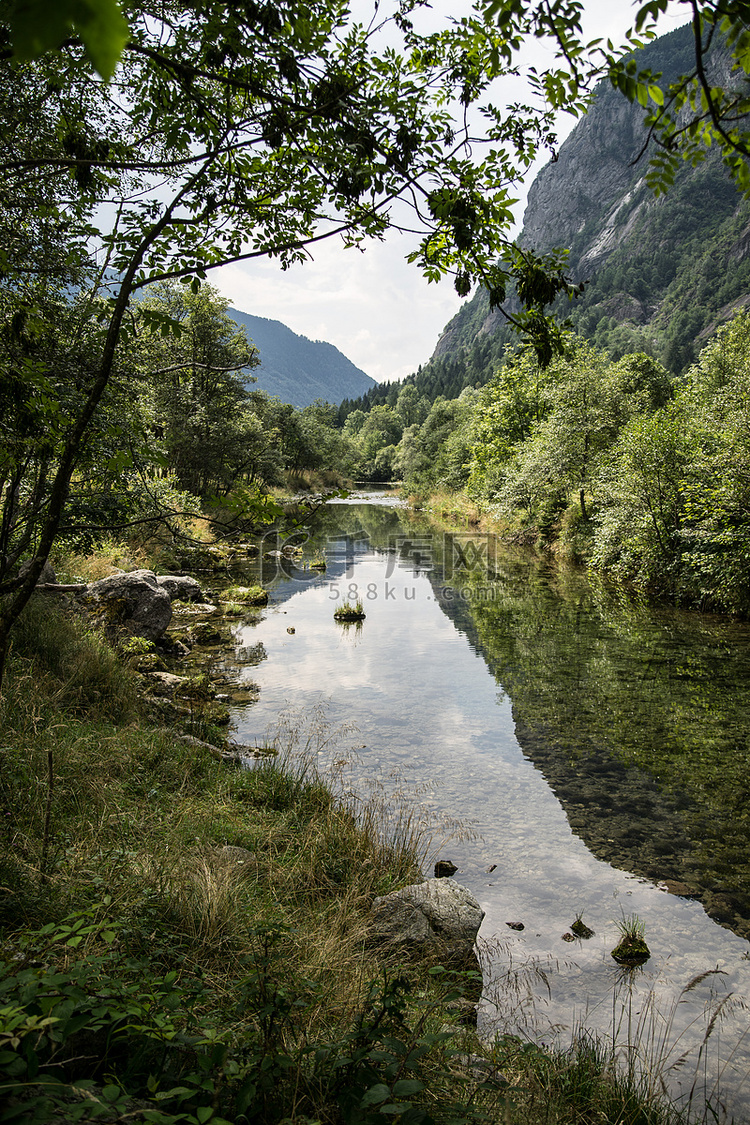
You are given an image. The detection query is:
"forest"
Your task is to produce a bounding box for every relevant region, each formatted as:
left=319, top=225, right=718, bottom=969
left=336, top=314, right=750, bottom=615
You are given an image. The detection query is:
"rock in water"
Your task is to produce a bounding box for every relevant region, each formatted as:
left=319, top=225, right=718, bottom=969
left=434, top=860, right=458, bottom=878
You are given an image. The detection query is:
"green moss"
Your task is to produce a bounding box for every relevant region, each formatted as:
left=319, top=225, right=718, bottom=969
left=611, top=935, right=651, bottom=964
left=223, top=584, right=269, bottom=606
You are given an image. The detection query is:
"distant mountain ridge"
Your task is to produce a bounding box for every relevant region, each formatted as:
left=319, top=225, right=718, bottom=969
left=347, top=22, right=750, bottom=414
left=227, top=307, right=376, bottom=408
left=429, top=24, right=750, bottom=383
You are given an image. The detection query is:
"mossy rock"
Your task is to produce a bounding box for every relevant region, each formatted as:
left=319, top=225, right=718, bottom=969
left=223, top=585, right=268, bottom=606
left=190, top=622, right=227, bottom=646
left=334, top=608, right=366, bottom=622
left=571, top=918, right=595, bottom=939
left=611, top=936, right=651, bottom=965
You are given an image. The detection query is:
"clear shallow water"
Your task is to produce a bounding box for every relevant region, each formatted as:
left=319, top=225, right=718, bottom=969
left=222, top=499, right=750, bottom=1119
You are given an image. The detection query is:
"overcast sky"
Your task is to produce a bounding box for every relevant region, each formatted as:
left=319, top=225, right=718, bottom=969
left=215, top=1, right=689, bottom=386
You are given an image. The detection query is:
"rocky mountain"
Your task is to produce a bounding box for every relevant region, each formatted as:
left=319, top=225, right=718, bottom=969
left=411, top=23, right=750, bottom=397
left=227, top=307, right=376, bottom=408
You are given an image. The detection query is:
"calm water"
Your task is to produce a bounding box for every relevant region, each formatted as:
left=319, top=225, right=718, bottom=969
left=214, top=496, right=750, bottom=1120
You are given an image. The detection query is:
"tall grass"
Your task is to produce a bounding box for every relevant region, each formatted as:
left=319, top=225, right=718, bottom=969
left=5, top=593, right=138, bottom=722
left=607, top=967, right=750, bottom=1123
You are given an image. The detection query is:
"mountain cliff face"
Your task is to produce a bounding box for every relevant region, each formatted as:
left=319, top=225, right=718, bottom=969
left=428, top=23, right=750, bottom=384
left=227, top=307, right=376, bottom=408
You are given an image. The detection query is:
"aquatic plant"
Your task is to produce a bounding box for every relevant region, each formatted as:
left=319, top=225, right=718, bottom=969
left=333, top=599, right=366, bottom=621
left=611, top=913, right=651, bottom=965
left=570, top=912, right=595, bottom=939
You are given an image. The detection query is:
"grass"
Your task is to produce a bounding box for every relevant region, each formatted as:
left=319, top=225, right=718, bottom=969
left=612, top=913, right=651, bottom=965
left=222, top=583, right=269, bottom=605
left=0, top=593, right=696, bottom=1125
left=334, top=598, right=366, bottom=620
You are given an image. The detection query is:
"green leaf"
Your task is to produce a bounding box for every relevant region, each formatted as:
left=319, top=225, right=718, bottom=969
left=360, top=1083, right=391, bottom=1107
left=392, top=1079, right=425, bottom=1096
left=6, top=0, right=130, bottom=80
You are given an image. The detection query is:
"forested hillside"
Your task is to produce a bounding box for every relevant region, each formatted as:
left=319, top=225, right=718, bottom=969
left=344, top=22, right=750, bottom=415
left=332, top=22, right=750, bottom=615
left=228, top=308, right=376, bottom=407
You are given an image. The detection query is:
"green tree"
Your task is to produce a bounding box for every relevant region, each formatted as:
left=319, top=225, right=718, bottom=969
left=467, top=344, right=553, bottom=500
left=397, top=389, right=479, bottom=491
left=395, top=384, right=430, bottom=428
left=591, top=402, right=694, bottom=593
left=590, top=313, right=750, bottom=609
left=0, top=0, right=584, bottom=688
left=136, top=282, right=259, bottom=497
left=297, top=400, right=357, bottom=477
left=673, top=312, right=750, bottom=610
left=356, top=405, right=404, bottom=478
left=469, top=338, right=672, bottom=528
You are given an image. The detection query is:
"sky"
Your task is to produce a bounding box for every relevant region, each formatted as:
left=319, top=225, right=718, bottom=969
left=215, top=1, right=689, bottom=386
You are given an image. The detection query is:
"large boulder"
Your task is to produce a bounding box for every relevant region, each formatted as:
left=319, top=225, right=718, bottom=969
left=80, top=570, right=172, bottom=641
left=155, top=574, right=205, bottom=603
left=371, top=878, right=484, bottom=970
left=18, top=558, right=57, bottom=586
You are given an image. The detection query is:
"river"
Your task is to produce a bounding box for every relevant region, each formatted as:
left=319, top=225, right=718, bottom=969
left=211, top=493, right=750, bottom=1121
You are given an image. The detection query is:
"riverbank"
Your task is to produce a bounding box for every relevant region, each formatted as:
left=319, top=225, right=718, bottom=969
left=0, top=556, right=690, bottom=1123
left=406, top=486, right=587, bottom=558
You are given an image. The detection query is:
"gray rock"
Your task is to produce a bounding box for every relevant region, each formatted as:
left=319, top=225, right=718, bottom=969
left=19, top=558, right=57, bottom=586
left=146, top=671, right=188, bottom=696
left=156, top=574, right=205, bottom=602
left=81, top=570, right=172, bottom=641
left=371, top=878, right=484, bottom=968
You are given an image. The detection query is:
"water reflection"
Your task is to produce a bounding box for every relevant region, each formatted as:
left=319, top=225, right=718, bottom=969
left=220, top=498, right=750, bottom=1119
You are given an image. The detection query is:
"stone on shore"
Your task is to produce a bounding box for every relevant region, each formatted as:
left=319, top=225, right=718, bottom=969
left=80, top=569, right=172, bottom=641
left=155, top=575, right=205, bottom=603
left=371, top=877, right=484, bottom=970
